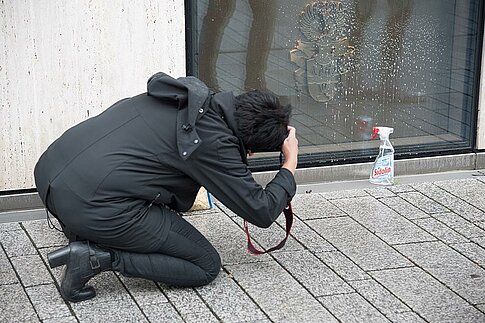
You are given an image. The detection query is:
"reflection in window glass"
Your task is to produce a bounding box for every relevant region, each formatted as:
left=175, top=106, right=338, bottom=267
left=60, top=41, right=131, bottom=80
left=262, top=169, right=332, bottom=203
left=192, top=0, right=482, bottom=164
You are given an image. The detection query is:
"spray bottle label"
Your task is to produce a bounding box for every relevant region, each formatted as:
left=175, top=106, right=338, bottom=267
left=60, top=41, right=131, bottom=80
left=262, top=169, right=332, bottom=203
left=371, top=155, right=394, bottom=179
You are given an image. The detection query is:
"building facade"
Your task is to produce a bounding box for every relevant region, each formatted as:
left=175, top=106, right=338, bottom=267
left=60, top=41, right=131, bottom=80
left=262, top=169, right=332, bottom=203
left=1, top=0, right=484, bottom=193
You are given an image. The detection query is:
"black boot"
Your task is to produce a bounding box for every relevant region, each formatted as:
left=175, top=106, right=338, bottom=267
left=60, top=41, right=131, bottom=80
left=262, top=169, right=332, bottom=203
left=47, top=241, right=112, bottom=302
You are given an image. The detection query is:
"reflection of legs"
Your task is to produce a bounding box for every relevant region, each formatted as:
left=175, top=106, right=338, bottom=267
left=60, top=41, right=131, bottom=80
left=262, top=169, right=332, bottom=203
left=244, top=0, right=277, bottom=91
left=348, top=0, right=376, bottom=93
left=348, top=0, right=377, bottom=140
left=199, top=0, right=236, bottom=90
left=112, top=208, right=221, bottom=287
left=380, top=0, right=412, bottom=101
left=352, top=0, right=375, bottom=59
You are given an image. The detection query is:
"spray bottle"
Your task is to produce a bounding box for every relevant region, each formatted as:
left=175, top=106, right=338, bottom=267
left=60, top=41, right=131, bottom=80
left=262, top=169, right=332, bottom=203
left=370, top=127, right=394, bottom=185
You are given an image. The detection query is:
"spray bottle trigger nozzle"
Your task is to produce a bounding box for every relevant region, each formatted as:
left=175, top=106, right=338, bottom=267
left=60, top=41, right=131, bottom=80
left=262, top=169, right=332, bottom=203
left=371, top=127, right=379, bottom=140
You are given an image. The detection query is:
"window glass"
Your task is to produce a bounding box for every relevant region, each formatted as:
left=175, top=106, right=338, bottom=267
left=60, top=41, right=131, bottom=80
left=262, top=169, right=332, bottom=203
left=191, top=0, right=483, bottom=166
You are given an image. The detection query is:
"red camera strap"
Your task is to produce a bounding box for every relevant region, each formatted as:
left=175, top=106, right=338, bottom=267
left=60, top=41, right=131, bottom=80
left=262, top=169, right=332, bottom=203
left=243, top=203, right=294, bottom=255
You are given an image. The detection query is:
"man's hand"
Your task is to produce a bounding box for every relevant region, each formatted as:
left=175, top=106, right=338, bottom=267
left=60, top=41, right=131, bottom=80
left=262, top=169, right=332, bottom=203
left=281, top=126, right=298, bottom=175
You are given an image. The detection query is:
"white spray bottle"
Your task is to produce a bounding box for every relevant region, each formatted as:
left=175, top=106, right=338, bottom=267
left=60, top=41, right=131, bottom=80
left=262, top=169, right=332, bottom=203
left=369, top=126, right=394, bottom=185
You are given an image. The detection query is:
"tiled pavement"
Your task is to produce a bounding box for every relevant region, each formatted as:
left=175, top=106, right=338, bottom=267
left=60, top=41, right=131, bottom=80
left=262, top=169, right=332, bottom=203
left=1, top=175, right=485, bottom=322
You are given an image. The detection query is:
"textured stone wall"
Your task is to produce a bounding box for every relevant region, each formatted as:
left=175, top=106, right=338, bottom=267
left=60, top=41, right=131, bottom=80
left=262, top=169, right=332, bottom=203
left=0, top=0, right=186, bottom=190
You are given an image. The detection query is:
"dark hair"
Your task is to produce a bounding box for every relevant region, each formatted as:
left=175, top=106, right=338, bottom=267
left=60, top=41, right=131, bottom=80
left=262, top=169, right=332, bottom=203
left=234, top=90, right=291, bottom=153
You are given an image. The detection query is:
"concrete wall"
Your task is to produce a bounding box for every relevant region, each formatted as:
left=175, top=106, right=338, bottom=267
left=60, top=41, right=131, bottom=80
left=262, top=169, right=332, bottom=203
left=0, top=0, right=186, bottom=191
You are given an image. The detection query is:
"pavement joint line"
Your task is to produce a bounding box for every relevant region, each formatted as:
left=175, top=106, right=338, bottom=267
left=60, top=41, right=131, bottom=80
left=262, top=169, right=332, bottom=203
left=222, top=205, right=343, bottom=321
left=225, top=205, right=418, bottom=323
left=219, top=266, right=274, bottom=323
left=407, top=185, right=485, bottom=241
left=115, top=270, right=152, bottom=322
left=3, top=176, right=484, bottom=321
left=192, top=286, right=222, bottom=322
left=402, top=211, right=477, bottom=242
left=417, top=180, right=485, bottom=214
left=382, top=243, right=466, bottom=294
left=448, top=243, right=485, bottom=271
left=155, top=283, right=187, bottom=323
left=426, top=213, right=485, bottom=239
left=315, top=290, right=403, bottom=323
left=0, top=241, right=42, bottom=322
left=390, top=239, right=440, bottom=247
left=19, top=222, right=80, bottom=321
left=371, top=240, right=485, bottom=313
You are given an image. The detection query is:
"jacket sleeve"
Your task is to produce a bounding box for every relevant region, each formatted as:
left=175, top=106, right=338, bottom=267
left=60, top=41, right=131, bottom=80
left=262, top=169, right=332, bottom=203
left=186, top=137, right=296, bottom=228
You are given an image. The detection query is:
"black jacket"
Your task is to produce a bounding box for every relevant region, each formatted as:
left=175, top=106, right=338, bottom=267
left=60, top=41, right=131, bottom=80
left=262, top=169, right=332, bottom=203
left=34, top=72, right=296, bottom=228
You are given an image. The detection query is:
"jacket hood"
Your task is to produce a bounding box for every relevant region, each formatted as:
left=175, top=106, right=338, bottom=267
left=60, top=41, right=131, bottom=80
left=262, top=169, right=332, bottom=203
left=147, top=72, right=211, bottom=160
left=147, top=72, right=209, bottom=109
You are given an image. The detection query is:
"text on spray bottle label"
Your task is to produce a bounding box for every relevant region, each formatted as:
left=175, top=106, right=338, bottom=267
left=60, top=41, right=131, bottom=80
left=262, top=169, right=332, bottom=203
left=372, top=155, right=394, bottom=179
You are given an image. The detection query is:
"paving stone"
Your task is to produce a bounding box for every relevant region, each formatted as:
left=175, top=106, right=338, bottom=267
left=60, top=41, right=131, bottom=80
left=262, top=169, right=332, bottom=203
left=226, top=261, right=338, bottom=322
left=185, top=213, right=272, bottom=265
left=432, top=212, right=485, bottom=239
left=0, top=245, right=18, bottom=285
left=476, top=176, right=485, bottom=185
left=72, top=298, right=148, bottom=322
left=85, top=271, right=131, bottom=302
left=332, top=197, right=434, bottom=245
left=0, top=228, right=37, bottom=257
left=470, top=236, right=485, bottom=249
left=318, top=292, right=390, bottom=322
left=413, top=182, right=485, bottom=222
left=348, top=279, right=411, bottom=316
left=386, top=185, right=415, bottom=194
left=434, top=178, right=485, bottom=213
left=273, top=250, right=353, bottom=297
left=365, top=187, right=396, bottom=198
left=183, top=208, right=220, bottom=217
left=396, top=241, right=485, bottom=305
left=195, top=271, right=267, bottom=322
left=0, top=222, right=22, bottom=231
left=290, top=219, right=336, bottom=252
left=320, top=189, right=369, bottom=200
left=214, top=200, right=238, bottom=218
left=22, top=219, right=68, bottom=248
left=11, top=254, right=52, bottom=287
left=315, top=251, right=370, bottom=281
left=182, top=312, right=220, bottom=323
left=477, top=222, right=485, bottom=230
left=42, top=316, right=78, bottom=323
left=4, top=174, right=485, bottom=322
left=162, top=286, right=218, bottom=322
left=118, top=275, right=168, bottom=305
left=139, top=302, right=184, bottom=323
left=307, top=217, right=412, bottom=271
left=292, top=193, right=346, bottom=219
left=412, top=217, right=469, bottom=244
left=450, top=242, right=485, bottom=267
left=398, top=191, right=449, bottom=214
left=371, top=267, right=484, bottom=323
left=0, top=283, right=39, bottom=322
left=386, top=311, right=427, bottom=323
left=25, top=283, right=71, bottom=320
left=379, top=196, right=429, bottom=220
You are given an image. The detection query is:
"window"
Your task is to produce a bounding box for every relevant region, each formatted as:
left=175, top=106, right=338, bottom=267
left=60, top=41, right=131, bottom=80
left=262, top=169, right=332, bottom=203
left=186, top=0, right=484, bottom=170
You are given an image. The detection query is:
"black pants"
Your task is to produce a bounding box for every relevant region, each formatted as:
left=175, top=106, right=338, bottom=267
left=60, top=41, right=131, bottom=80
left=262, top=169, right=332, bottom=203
left=47, top=186, right=221, bottom=287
